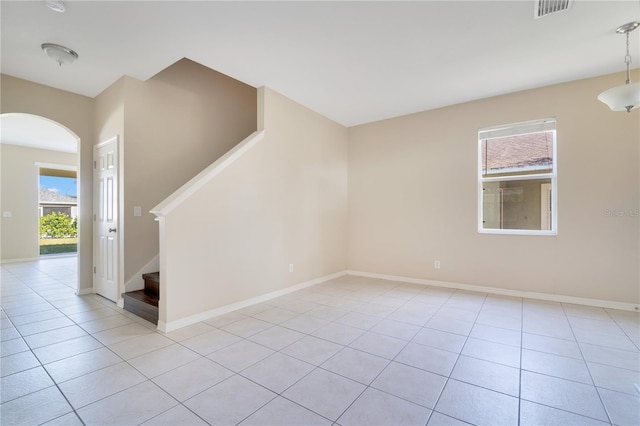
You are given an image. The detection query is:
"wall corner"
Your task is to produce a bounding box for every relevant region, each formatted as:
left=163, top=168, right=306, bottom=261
left=257, top=87, right=265, bottom=131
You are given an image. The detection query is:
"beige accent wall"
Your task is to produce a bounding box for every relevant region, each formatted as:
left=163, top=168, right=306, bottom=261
left=161, top=87, right=348, bottom=324
left=0, top=145, right=77, bottom=260
left=94, top=59, right=257, bottom=288
left=1, top=75, right=94, bottom=290
left=348, top=71, right=640, bottom=304
left=3, top=67, right=637, bottom=310
left=95, top=77, right=125, bottom=145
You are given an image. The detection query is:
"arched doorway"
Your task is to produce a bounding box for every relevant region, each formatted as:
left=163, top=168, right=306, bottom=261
left=0, top=113, right=81, bottom=294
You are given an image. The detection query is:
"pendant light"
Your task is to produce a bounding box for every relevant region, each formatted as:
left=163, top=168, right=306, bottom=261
left=597, top=21, right=640, bottom=113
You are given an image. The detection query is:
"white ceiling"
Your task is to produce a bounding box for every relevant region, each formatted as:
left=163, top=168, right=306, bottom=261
left=1, top=1, right=639, bottom=129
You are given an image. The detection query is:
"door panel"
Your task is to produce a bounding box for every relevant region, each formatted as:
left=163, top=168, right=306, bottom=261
left=94, top=137, right=119, bottom=302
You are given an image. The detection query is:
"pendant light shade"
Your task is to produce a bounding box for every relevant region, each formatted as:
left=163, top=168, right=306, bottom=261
left=598, top=81, right=640, bottom=112
left=598, top=21, right=640, bottom=113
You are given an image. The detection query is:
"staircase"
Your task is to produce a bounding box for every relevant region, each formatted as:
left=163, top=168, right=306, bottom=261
left=122, top=272, right=159, bottom=324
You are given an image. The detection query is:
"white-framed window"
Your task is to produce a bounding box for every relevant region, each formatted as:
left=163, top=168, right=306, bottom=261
left=478, top=118, right=557, bottom=235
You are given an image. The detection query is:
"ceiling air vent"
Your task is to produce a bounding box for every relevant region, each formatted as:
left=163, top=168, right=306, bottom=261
left=535, top=0, right=570, bottom=19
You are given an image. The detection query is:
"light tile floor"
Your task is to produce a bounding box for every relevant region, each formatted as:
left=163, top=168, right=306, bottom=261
left=1, top=257, right=639, bottom=425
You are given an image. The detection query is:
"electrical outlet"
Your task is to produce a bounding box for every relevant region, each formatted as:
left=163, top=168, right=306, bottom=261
left=434, top=260, right=441, bottom=269
left=289, top=263, right=294, bottom=273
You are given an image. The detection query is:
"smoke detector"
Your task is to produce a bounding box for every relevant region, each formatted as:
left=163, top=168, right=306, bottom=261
left=45, top=1, right=66, bottom=13
left=535, top=0, right=570, bottom=19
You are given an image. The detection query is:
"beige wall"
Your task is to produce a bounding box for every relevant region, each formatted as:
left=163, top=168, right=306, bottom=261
left=161, top=87, right=348, bottom=324
left=348, top=71, right=639, bottom=304
left=95, top=77, right=125, bottom=144
left=1, top=75, right=94, bottom=290
left=94, top=59, right=257, bottom=288
left=0, top=145, right=77, bottom=260
left=2, top=67, right=638, bottom=312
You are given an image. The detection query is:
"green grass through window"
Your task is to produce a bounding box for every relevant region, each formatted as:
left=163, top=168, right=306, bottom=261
left=39, top=238, right=77, bottom=255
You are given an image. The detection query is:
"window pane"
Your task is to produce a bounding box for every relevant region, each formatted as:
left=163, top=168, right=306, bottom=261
left=481, top=131, right=554, bottom=178
left=482, top=178, right=552, bottom=230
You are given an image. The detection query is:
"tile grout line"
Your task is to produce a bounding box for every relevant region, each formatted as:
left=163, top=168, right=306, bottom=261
left=603, top=307, right=640, bottom=353
left=245, top=282, right=404, bottom=424
left=1, top=262, right=183, bottom=424
left=518, top=293, right=524, bottom=426
left=3, top=262, right=638, bottom=425
left=411, top=286, right=480, bottom=425
left=230, top=280, right=434, bottom=424
left=324, top=282, right=423, bottom=422
left=2, top=269, right=87, bottom=426
left=161, top=301, right=339, bottom=424
left=305, top=280, right=426, bottom=424
left=561, top=303, right=614, bottom=425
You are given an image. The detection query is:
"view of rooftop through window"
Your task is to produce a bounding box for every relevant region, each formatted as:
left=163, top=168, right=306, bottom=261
left=481, top=131, right=554, bottom=177
left=478, top=120, right=557, bottom=234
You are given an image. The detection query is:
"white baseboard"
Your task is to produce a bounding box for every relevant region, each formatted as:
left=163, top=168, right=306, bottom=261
left=76, top=288, right=94, bottom=296
left=158, top=270, right=348, bottom=333
left=125, top=255, right=160, bottom=292
left=0, top=257, right=39, bottom=264
left=347, top=270, right=640, bottom=312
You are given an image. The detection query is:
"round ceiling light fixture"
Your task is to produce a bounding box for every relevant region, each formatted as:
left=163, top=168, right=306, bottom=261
left=41, top=43, right=78, bottom=66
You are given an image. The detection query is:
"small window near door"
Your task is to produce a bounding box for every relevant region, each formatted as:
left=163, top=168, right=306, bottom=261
left=478, top=118, right=557, bottom=235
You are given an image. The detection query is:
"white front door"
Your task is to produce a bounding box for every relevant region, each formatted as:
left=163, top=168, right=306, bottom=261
left=94, top=137, right=119, bottom=302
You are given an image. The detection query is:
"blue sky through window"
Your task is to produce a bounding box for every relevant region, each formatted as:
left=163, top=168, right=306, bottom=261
left=40, top=176, right=77, bottom=197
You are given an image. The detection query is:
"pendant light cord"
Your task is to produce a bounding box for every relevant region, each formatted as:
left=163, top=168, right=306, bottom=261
left=625, top=31, right=631, bottom=84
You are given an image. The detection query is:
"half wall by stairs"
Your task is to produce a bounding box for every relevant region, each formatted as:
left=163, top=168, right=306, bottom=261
left=150, top=87, right=349, bottom=332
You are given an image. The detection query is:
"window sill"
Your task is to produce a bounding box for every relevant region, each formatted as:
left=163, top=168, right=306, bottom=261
left=478, top=229, right=557, bottom=236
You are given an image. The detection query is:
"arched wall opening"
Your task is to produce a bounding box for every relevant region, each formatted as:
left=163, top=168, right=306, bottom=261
left=0, top=113, right=82, bottom=294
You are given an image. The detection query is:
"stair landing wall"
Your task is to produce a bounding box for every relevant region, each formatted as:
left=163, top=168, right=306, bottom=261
left=154, top=87, right=348, bottom=330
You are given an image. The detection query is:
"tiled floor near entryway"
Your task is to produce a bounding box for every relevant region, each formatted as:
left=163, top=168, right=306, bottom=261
left=1, top=257, right=639, bottom=425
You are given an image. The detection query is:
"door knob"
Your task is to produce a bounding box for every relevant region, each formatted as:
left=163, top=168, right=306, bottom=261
left=109, top=228, right=117, bottom=233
